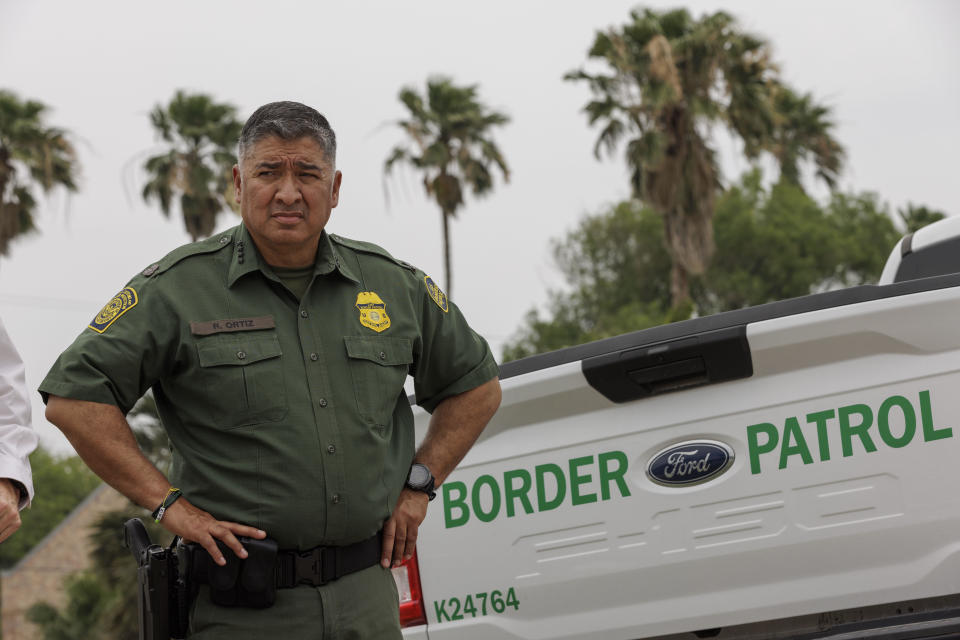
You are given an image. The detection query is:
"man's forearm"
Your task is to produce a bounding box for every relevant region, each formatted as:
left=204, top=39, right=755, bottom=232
left=381, top=376, right=501, bottom=567
left=45, top=395, right=171, bottom=509
left=416, top=376, right=502, bottom=485
left=45, top=395, right=266, bottom=565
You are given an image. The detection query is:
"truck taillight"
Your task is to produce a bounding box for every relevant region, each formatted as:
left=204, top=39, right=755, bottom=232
left=391, top=549, right=427, bottom=627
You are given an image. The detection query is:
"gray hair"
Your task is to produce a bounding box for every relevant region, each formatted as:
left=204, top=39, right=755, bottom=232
left=238, top=101, right=337, bottom=166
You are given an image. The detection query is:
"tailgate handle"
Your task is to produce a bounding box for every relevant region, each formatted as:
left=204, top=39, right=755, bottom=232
left=627, top=356, right=707, bottom=393
left=582, top=327, right=752, bottom=403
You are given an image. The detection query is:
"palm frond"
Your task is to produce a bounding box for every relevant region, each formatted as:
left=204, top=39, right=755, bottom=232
left=141, top=91, right=240, bottom=237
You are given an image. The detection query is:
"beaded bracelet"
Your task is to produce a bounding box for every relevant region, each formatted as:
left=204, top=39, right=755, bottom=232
left=152, top=487, right=183, bottom=523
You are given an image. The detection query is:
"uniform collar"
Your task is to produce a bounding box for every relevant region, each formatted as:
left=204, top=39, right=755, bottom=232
left=226, top=224, right=360, bottom=288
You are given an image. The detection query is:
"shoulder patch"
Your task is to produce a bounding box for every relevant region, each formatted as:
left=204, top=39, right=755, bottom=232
left=89, top=287, right=138, bottom=333
left=424, top=276, right=449, bottom=312
left=330, top=235, right=417, bottom=272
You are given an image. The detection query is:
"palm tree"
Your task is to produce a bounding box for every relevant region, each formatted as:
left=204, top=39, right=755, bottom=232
left=769, top=84, right=844, bottom=189
left=0, top=90, right=78, bottom=257
left=384, top=77, right=510, bottom=299
left=142, top=91, right=241, bottom=241
left=566, top=8, right=779, bottom=309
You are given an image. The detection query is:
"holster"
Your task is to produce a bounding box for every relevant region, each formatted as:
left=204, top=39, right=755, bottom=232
left=123, top=518, right=191, bottom=640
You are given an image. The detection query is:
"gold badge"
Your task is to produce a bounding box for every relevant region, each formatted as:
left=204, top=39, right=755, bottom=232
left=88, top=287, right=138, bottom=334
left=424, top=276, right=448, bottom=312
left=356, top=291, right=391, bottom=333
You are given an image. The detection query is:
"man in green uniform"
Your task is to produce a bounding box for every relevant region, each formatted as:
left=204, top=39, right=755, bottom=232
left=40, top=101, right=501, bottom=638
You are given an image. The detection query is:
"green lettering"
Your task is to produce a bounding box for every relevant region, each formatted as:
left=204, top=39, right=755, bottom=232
left=920, top=390, right=952, bottom=442
left=838, top=404, right=876, bottom=457
left=746, top=423, right=779, bottom=474
left=598, top=450, right=631, bottom=500
left=434, top=599, right=450, bottom=622
left=442, top=481, right=470, bottom=528
left=462, top=594, right=477, bottom=618
left=779, top=417, right=814, bottom=469
left=806, top=409, right=835, bottom=462
left=569, top=455, right=598, bottom=505
left=472, top=475, right=501, bottom=523
left=503, top=469, right=534, bottom=517
left=477, top=592, right=488, bottom=615
left=878, top=395, right=916, bottom=448
left=535, top=463, right=566, bottom=511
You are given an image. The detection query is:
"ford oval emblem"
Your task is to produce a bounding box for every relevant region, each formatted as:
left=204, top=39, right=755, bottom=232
left=646, top=440, right=734, bottom=487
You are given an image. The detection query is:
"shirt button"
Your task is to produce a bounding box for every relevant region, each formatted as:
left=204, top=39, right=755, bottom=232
left=332, top=494, right=340, bottom=504
left=310, top=353, right=319, bottom=361
left=219, top=236, right=230, bottom=244
left=319, top=398, right=328, bottom=408
left=379, top=351, right=386, bottom=360
left=327, top=445, right=336, bottom=454
left=236, top=351, right=247, bottom=360
left=300, top=310, right=308, bottom=318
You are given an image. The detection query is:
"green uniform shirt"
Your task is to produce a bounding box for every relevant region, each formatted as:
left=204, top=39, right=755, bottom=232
left=40, top=224, right=498, bottom=550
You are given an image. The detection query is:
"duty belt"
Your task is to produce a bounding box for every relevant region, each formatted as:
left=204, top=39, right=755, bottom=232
left=276, top=532, right=383, bottom=587
left=190, top=530, right=383, bottom=589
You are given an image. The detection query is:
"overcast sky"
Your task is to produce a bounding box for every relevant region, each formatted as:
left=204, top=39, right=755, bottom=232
left=1, top=0, right=958, bottom=454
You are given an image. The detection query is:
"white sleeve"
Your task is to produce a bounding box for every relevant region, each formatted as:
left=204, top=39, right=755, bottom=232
left=0, top=316, right=38, bottom=509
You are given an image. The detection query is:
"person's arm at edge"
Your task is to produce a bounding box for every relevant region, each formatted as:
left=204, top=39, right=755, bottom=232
left=0, top=478, right=26, bottom=543
left=381, top=376, right=501, bottom=568
left=45, top=395, right=265, bottom=565
left=0, top=316, right=38, bottom=543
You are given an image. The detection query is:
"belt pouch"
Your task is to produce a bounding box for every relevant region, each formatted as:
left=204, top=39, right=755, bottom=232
left=238, top=537, right=279, bottom=608
left=208, top=542, right=242, bottom=607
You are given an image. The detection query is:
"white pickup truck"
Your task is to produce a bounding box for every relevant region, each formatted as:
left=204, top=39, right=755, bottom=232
left=392, top=216, right=960, bottom=640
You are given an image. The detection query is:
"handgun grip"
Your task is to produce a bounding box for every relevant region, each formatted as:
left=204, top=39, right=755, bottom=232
left=123, top=517, right=154, bottom=563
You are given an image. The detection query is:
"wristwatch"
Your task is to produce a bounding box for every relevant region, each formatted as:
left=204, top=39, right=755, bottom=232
left=406, top=463, right=436, bottom=500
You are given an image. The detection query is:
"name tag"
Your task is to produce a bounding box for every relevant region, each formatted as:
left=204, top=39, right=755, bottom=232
left=190, top=315, right=276, bottom=336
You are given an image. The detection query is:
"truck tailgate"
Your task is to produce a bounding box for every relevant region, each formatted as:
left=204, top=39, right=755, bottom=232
left=410, top=278, right=960, bottom=639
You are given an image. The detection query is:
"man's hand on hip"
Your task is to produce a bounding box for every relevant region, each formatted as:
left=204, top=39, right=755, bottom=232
left=160, top=498, right=266, bottom=566
left=381, top=488, right=428, bottom=568
left=0, top=478, right=22, bottom=543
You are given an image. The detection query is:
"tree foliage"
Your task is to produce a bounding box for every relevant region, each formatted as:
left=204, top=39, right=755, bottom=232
left=384, top=77, right=510, bottom=298
left=0, top=448, right=100, bottom=569
left=142, top=90, right=241, bottom=241
left=898, top=203, right=946, bottom=233
left=566, top=8, right=843, bottom=308
left=503, top=172, right=904, bottom=361
left=0, top=90, right=79, bottom=256
left=27, top=572, right=113, bottom=640
left=769, top=85, right=844, bottom=189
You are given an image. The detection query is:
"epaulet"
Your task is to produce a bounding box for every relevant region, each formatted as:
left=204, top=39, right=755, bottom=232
left=139, top=229, right=237, bottom=278
left=329, top=234, right=417, bottom=272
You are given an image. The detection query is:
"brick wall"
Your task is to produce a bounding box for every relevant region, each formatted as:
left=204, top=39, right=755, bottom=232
left=1, top=484, right=128, bottom=640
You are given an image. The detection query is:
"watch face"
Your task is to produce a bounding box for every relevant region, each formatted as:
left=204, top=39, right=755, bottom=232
left=408, top=464, right=431, bottom=488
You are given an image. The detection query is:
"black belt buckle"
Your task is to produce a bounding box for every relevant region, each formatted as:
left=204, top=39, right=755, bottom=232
left=293, top=546, right=342, bottom=586
left=294, top=547, right=324, bottom=586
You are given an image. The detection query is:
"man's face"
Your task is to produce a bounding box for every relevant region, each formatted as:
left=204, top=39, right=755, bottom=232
left=233, top=135, right=342, bottom=263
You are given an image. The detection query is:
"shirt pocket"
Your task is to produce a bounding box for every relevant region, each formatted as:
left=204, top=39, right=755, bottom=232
left=343, top=335, right=413, bottom=428
left=196, top=333, right=288, bottom=428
